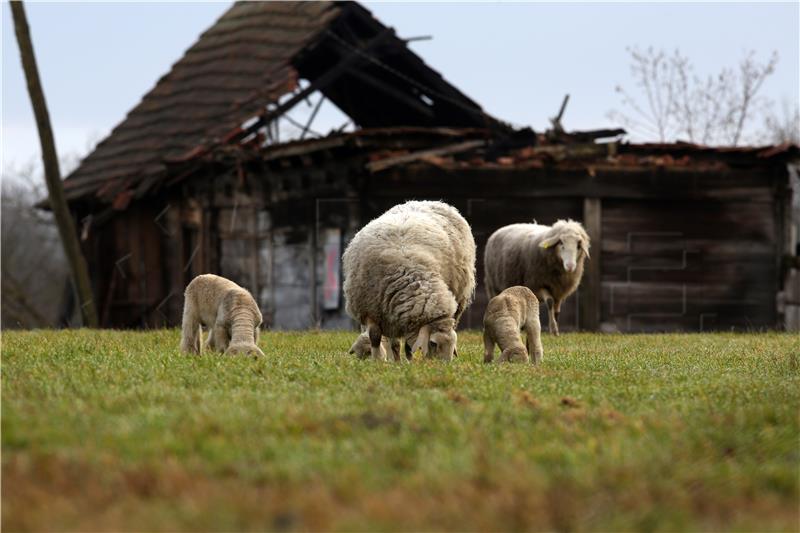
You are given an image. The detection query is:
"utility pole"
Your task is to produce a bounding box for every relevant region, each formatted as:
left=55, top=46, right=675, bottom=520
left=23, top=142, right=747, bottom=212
left=10, top=0, right=98, bottom=327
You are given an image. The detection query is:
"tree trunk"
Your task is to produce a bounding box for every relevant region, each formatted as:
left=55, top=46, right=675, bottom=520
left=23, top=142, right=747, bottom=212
left=10, top=0, right=98, bottom=327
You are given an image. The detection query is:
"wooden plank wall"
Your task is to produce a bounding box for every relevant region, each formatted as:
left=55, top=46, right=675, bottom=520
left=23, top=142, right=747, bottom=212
left=85, top=154, right=789, bottom=333
left=89, top=205, right=168, bottom=328
left=601, top=198, right=777, bottom=331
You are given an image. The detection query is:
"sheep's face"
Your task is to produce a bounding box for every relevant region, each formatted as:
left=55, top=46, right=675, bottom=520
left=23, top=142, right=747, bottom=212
left=412, top=320, right=458, bottom=361
left=225, top=343, right=264, bottom=357
left=501, top=346, right=529, bottom=363
left=541, top=232, right=590, bottom=273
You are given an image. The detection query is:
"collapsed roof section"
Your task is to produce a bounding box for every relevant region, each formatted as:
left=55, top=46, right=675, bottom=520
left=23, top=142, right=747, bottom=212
left=63, top=1, right=512, bottom=206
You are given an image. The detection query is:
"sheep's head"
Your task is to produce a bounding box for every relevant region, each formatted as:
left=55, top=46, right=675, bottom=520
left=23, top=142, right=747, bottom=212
left=225, top=343, right=264, bottom=357
left=412, top=318, right=458, bottom=361
left=539, top=220, right=590, bottom=273
left=501, top=346, right=529, bottom=363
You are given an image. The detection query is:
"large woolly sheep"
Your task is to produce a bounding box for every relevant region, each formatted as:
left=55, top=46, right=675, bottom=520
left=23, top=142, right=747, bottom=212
left=483, top=286, right=543, bottom=364
left=343, top=200, right=476, bottom=361
left=180, top=274, right=264, bottom=356
left=484, top=219, right=590, bottom=336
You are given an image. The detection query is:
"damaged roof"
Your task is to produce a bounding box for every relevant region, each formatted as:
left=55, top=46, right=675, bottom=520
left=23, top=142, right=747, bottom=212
left=170, top=125, right=799, bottom=186
left=63, top=1, right=509, bottom=206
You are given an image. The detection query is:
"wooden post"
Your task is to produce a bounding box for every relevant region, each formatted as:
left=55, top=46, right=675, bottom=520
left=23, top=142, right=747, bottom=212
left=311, top=199, right=320, bottom=328
left=581, top=198, right=602, bottom=331
left=10, top=1, right=98, bottom=327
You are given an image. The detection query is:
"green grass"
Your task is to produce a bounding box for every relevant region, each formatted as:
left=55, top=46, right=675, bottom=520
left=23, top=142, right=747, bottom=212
left=2, top=329, right=798, bottom=532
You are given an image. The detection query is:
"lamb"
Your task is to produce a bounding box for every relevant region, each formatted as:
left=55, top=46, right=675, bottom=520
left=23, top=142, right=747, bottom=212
left=343, top=200, right=476, bottom=361
left=180, top=274, right=264, bottom=356
left=484, top=219, right=590, bottom=336
left=483, top=286, right=543, bottom=364
left=348, top=331, right=401, bottom=361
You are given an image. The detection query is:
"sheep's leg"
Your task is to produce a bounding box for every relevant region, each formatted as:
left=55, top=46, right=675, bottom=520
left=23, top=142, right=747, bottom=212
left=483, top=330, right=496, bottom=363
left=525, top=314, right=544, bottom=365
left=212, top=324, right=230, bottom=352
left=404, top=340, right=413, bottom=361
left=211, top=306, right=230, bottom=352
left=367, top=319, right=386, bottom=362
left=536, top=288, right=557, bottom=336
left=545, top=298, right=559, bottom=336
left=180, top=302, right=201, bottom=354
left=552, top=299, right=562, bottom=337
left=389, top=337, right=404, bottom=362
left=204, top=327, right=214, bottom=351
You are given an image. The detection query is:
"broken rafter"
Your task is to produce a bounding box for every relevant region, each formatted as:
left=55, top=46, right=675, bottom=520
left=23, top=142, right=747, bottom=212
left=300, top=95, right=325, bottom=140
left=233, top=27, right=395, bottom=144
left=367, top=139, right=485, bottom=173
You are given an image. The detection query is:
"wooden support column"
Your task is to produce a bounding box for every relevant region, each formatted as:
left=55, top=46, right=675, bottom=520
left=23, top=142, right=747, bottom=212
left=311, top=201, right=320, bottom=328
left=581, top=198, right=602, bottom=331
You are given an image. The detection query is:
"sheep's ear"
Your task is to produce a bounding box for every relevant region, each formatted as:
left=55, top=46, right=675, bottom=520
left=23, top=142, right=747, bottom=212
left=540, top=236, right=559, bottom=249
left=583, top=244, right=591, bottom=260
left=412, top=325, right=431, bottom=356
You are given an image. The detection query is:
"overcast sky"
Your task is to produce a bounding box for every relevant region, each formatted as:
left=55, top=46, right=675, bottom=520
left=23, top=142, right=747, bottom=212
left=2, top=1, right=798, bottom=172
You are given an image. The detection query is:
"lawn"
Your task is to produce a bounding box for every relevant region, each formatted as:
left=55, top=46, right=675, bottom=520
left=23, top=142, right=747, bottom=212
left=2, top=329, right=798, bottom=532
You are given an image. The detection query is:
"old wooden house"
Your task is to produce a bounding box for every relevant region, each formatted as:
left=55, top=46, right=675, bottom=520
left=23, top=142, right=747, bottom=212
left=62, top=1, right=800, bottom=332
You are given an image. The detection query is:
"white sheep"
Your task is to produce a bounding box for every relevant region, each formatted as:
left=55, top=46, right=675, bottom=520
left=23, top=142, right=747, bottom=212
left=484, top=219, right=590, bottom=336
left=343, top=200, right=476, bottom=361
left=483, top=286, right=543, bottom=364
left=180, top=274, right=264, bottom=356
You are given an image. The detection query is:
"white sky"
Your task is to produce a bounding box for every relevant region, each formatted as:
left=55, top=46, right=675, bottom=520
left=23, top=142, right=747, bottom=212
left=2, top=1, right=798, bottom=172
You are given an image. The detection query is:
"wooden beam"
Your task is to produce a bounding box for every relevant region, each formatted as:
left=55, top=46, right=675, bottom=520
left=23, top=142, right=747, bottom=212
left=240, top=28, right=395, bottom=141
left=580, top=198, right=602, bottom=331
left=10, top=1, right=98, bottom=327
left=366, top=139, right=485, bottom=173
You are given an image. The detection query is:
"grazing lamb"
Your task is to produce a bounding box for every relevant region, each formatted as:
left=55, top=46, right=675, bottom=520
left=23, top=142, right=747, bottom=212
left=180, top=274, right=264, bottom=356
left=349, top=332, right=402, bottom=361
left=343, top=200, right=476, bottom=361
left=484, top=219, right=590, bottom=336
left=483, top=286, right=543, bottom=364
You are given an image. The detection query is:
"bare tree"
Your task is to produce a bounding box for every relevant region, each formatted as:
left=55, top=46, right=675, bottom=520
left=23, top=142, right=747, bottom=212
left=1, top=163, right=70, bottom=328
left=609, top=46, right=778, bottom=146
left=763, top=100, right=800, bottom=145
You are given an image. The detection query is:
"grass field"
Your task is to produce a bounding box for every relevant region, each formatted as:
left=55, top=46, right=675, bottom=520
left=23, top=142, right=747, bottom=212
left=2, top=329, right=799, bottom=532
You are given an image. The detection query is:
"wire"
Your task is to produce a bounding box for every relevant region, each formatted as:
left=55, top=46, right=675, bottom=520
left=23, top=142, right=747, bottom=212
left=323, top=29, right=500, bottom=128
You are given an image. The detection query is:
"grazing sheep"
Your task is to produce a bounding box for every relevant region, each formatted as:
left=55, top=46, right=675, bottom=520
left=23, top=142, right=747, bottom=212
left=180, top=274, right=264, bottom=356
left=483, top=286, right=543, bottom=364
left=349, top=331, right=402, bottom=361
left=484, top=219, right=590, bottom=336
left=343, top=200, right=476, bottom=361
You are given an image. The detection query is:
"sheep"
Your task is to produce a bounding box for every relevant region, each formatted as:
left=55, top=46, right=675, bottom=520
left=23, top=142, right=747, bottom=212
left=484, top=219, right=590, bottom=336
left=348, top=331, right=402, bottom=361
left=180, top=274, right=264, bottom=356
left=343, top=200, right=476, bottom=361
left=483, top=286, right=543, bottom=364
